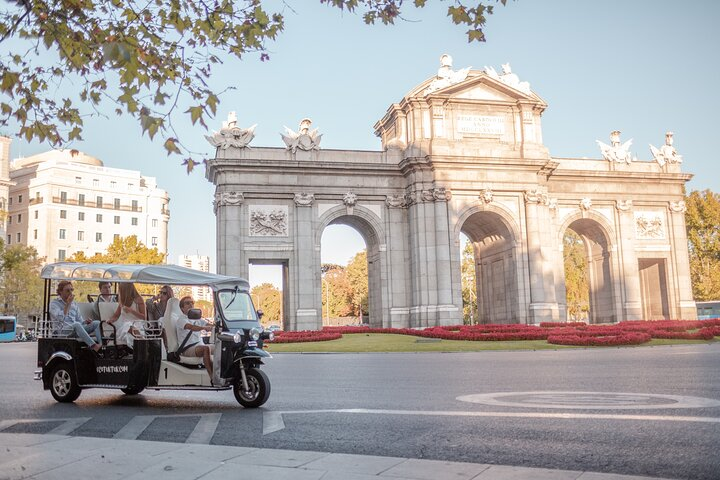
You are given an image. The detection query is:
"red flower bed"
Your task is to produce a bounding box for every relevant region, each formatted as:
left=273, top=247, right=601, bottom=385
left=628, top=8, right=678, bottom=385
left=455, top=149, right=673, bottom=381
left=547, top=332, right=651, bottom=346
left=269, top=319, right=720, bottom=345
left=272, top=330, right=342, bottom=343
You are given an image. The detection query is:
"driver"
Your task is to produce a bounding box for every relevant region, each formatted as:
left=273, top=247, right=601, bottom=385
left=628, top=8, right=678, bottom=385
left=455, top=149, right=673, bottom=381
left=173, top=296, right=213, bottom=381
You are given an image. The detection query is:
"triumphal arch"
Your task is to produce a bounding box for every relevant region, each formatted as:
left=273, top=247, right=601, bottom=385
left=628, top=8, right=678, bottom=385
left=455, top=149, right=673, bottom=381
left=206, top=55, right=696, bottom=330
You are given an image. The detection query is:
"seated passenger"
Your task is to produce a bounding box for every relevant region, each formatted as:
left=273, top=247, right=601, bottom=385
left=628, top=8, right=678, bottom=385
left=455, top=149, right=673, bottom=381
left=50, top=280, right=103, bottom=352
left=173, top=296, right=213, bottom=379
left=90, top=281, right=118, bottom=321
left=108, top=283, right=146, bottom=349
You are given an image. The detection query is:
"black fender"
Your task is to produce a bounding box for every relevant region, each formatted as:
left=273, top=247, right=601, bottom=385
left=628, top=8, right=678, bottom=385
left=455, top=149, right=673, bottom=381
left=43, top=351, right=74, bottom=390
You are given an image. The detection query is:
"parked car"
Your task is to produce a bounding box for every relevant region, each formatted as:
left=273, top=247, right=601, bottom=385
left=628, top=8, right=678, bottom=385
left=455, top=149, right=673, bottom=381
left=267, top=324, right=282, bottom=332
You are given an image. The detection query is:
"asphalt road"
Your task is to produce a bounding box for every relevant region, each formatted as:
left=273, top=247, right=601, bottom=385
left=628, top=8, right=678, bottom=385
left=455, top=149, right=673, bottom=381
left=2, top=341, right=720, bottom=479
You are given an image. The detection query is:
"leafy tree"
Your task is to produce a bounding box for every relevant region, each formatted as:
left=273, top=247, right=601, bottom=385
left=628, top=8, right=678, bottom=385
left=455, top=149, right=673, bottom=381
left=67, top=235, right=165, bottom=297
left=0, top=1, right=507, bottom=171
left=346, top=250, right=368, bottom=319
left=322, top=265, right=353, bottom=320
left=563, top=229, right=589, bottom=320
left=0, top=243, right=44, bottom=322
left=195, top=299, right=213, bottom=319
left=685, top=190, right=720, bottom=301
left=460, top=240, right=477, bottom=324
left=251, top=282, right=281, bottom=323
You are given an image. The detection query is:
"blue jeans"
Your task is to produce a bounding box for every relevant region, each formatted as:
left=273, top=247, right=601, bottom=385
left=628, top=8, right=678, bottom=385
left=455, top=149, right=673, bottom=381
left=62, top=321, right=102, bottom=347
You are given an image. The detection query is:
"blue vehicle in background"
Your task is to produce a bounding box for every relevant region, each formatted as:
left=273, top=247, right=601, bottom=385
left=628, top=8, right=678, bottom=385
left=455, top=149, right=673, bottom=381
left=696, top=301, right=720, bottom=320
left=0, top=316, right=17, bottom=342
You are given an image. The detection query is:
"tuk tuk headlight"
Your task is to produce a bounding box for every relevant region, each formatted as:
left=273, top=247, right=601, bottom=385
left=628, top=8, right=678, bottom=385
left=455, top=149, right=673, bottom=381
left=218, top=331, right=243, bottom=344
left=250, top=327, right=261, bottom=341
left=233, top=331, right=243, bottom=344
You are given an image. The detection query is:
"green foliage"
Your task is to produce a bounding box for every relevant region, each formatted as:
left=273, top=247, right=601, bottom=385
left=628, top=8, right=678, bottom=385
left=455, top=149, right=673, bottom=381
left=460, top=240, right=477, bottom=324
left=346, top=250, right=368, bottom=317
left=67, top=235, right=165, bottom=296
left=0, top=1, right=507, bottom=167
left=251, top=282, right=282, bottom=323
left=0, top=243, right=44, bottom=319
left=685, top=190, right=720, bottom=301
left=563, top=229, right=589, bottom=320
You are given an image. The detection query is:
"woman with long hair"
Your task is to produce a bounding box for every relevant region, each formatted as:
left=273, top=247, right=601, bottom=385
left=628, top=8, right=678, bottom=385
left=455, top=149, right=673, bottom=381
left=108, top=283, right=147, bottom=348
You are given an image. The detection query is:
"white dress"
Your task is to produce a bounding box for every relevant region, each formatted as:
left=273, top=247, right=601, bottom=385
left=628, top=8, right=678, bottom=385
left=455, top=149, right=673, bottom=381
left=115, top=307, right=145, bottom=349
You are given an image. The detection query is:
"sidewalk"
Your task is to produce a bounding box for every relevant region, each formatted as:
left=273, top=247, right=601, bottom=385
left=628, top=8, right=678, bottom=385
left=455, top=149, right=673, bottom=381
left=0, top=433, right=674, bottom=480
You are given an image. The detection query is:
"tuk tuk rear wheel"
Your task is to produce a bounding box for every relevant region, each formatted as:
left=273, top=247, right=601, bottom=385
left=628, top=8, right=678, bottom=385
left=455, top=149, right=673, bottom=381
left=233, top=368, right=270, bottom=408
left=50, top=363, right=81, bottom=403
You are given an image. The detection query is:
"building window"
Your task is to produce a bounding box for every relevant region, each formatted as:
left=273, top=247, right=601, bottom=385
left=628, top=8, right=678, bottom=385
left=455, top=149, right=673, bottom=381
left=114, top=234, right=120, bottom=241
left=132, top=200, right=138, bottom=212
left=7, top=216, right=11, bottom=225
left=8, top=197, right=12, bottom=205
left=111, top=181, right=117, bottom=189
left=33, top=229, right=37, bottom=240
left=114, top=215, right=120, bottom=224
left=16, top=232, right=21, bottom=242
left=78, top=193, right=85, bottom=206
left=58, top=249, right=66, bottom=261
left=78, top=212, right=85, bottom=221
left=17, top=213, right=21, bottom=223
left=75, top=176, right=82, bottom=184
left=60, top=210, right=67, bottom=219
left=6, top=235, right=10, bottom=244
left=96, top=196, right=103, bottom=208
left=18, top=194, right=22, bottom=203
left=34, top=210, right=38, bottom=219
left=59, top=229, right=66, bottom=239
left=151, top=237, right=158, bottom=246
left=114, top=198, right=120, bottom=209
left=152, top=219, right=158, bottom=228
left=35, top=191, right=40, bottom=201
left=93, top=179, right=99, bottom=187
left=96, top=232, right=102, bottom=242
left=96, top=214, right=102, bottom=222
left=128, top=183, right=134, bottom=190
left=131, top=217, right=138, bottom=226
left=60, top=191, right=67, bottom=203
left=78, top=231, right=84, bottom=241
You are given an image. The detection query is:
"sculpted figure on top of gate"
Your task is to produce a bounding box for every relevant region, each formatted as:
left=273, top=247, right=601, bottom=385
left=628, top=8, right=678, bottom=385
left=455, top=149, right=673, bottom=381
left=424, top=54, right=471, bottom=95
left=484, top=63, right=531, bottom=95
left=597, top=130, right=635, bottom=164
left=281, top=118, right=323, bottom=153
left=205, top=111, right=256, bottom=149
left=650, top=131, right=683, bottom=167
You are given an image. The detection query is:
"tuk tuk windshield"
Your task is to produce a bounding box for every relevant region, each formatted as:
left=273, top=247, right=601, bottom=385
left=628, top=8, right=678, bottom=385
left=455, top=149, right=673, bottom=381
left=217, top=289, right=259, bottom=328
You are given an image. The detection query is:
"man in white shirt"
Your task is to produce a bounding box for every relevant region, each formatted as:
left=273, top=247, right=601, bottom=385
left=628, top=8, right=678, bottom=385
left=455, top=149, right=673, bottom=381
left=174, top=296, right=213, bottom=380
left=49, top=280, right=102, bottom=352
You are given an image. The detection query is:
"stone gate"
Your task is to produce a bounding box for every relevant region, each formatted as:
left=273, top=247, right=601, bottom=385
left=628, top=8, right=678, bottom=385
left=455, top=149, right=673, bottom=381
left=206, top=56, right=696, bottom=330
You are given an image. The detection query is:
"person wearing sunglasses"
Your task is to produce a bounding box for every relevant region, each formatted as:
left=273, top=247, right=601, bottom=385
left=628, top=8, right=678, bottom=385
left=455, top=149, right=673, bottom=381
left=147, top=286, right=174, bottom=323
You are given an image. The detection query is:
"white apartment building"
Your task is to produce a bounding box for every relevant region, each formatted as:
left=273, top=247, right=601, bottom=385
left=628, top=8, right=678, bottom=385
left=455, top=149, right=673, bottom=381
left=178, top=254, right=211, bottom=302
left=0, top=137, right=13, bottom=241
left=6, top=146, right=170, bottom=262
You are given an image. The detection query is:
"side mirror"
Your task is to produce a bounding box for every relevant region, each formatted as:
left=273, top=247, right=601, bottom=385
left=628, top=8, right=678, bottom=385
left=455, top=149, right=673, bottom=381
left=257, top=309, right=264, bottom=319
left=187, top=308, right=202, bottom=320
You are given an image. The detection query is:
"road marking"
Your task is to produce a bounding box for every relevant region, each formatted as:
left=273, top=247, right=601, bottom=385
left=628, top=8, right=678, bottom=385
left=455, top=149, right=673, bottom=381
left=261, top=408, right=720, bottom=434
left=113, top=413, right=223, bottom=443
left=0, top=417, right=92, bottom=435
left=186, top=413, right=222, bottom=444
left=456, top=391, right=720, bottom=410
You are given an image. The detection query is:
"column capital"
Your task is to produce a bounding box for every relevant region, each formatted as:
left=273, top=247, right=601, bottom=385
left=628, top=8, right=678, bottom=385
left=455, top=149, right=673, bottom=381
left=213, top=191, right=244, bottom=214
left=294, top=193, right=315, bottom=206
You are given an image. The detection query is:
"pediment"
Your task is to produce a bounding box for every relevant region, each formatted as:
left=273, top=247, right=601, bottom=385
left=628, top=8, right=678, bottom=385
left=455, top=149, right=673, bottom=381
left=406, top=71, right=546, bottom=106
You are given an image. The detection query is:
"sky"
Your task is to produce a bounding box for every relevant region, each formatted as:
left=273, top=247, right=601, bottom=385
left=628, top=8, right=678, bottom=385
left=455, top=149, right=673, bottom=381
left=6, top=1, right=720, bottom=288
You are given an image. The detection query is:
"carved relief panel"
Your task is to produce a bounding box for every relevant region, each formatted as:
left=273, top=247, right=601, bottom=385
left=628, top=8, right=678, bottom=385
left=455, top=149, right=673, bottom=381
left=249, top=205, right=289, bottom=237
left=634, top=210, right=666, bottom=240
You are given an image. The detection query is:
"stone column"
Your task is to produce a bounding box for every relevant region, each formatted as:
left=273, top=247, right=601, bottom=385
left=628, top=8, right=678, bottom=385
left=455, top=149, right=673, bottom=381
left=213, top=191, right=245, bottom=277
left=615, top=200, right=643, bottom=320
left=668, top=201, right=697, bottom=319
left=432, top=187, right=459, bottom=325
left=385, top=194, right=411, bottom=328
left=293, top=193, right=320, bottom=330
left=524, top=190, right=559, bottom=323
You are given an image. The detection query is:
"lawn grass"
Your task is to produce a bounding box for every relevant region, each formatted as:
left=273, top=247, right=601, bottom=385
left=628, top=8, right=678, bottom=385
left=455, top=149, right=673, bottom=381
left=264, top=333, right=718, bottom=353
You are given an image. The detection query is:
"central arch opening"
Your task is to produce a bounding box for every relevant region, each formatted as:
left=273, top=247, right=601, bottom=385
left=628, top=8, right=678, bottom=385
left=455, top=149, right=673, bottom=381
left=460, top=210, right=519, bottom=324
left=563, top=218, right=616, bottom=323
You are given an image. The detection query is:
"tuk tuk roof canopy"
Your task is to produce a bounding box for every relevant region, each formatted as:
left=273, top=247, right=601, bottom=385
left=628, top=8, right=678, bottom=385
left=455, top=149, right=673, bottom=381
left=40, top=262, right=250, bottom=290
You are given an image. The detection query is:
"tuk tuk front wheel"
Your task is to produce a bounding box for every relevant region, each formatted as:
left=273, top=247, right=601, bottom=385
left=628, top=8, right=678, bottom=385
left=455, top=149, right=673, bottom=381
left=121, top=386, right=145, bottom=395
left=233, top=368, right=270, bottom=408
left=50, top=363, right=81, bottom=403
